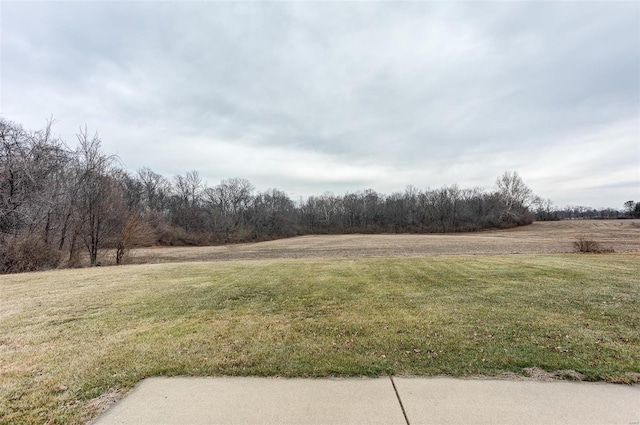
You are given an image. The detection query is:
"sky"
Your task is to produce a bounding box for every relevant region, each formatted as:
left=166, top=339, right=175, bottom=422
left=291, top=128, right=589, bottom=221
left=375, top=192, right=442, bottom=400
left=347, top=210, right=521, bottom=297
left=1, top=1, right=638, bottom=209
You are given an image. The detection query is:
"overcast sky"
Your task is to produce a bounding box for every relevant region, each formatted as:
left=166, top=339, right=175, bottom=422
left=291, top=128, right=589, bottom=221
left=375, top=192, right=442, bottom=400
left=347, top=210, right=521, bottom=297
left=1, top=1, right=638, bottom=208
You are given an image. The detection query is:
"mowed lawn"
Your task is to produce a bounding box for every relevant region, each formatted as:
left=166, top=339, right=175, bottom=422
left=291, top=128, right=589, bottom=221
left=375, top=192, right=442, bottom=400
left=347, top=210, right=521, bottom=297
left=1, top=254, right=639, bottom=424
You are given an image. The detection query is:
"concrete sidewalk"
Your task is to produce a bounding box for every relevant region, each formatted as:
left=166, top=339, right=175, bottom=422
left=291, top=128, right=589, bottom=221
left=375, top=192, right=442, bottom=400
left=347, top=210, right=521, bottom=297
left=92, top=376, right=640, bottom=425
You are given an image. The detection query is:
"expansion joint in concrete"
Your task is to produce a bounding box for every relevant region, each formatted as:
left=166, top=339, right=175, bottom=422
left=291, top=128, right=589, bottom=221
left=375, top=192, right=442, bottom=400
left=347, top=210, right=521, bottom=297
left=389, top=376, right=410, bottom=425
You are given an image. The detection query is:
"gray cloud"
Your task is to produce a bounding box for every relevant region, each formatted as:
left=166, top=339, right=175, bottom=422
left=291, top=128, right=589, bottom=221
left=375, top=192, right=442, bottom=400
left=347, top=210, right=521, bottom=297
left=1, top=1, right=638, bottom=208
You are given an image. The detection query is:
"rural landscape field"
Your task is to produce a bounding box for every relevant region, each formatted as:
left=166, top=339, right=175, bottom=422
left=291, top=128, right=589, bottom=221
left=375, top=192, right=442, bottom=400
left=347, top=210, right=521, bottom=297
left=127, top=219, right=640, bottom=263
left=3, top=2, right=638, bottom=424
left=1, top=220, right=639, bottom=424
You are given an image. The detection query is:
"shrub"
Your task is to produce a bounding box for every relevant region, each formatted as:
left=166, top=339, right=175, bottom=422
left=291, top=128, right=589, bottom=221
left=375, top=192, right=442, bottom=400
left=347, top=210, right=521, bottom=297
left=573, top=238, right=613, bottom=253
left=0, top=236, right=63, bottom=273
left=158, top=226, right=210, bottom=246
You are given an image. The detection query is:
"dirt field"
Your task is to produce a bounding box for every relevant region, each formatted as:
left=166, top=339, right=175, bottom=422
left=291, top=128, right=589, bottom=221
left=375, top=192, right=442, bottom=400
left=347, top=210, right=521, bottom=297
left=127, top=219, right=640, bottom=264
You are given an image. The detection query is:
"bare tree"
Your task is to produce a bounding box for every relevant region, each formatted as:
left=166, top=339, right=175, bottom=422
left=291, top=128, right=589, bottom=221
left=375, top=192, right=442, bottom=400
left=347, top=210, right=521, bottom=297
left=0, top=118, right=74, bottom=272
left=168, top=170, right=204, bottom=233
left=73, top=127, right=120, bottom=266
left=114, top=212, right=158, bottom=265
left=496, top=171, right=535, bottom=224
left=534, top=197, right=556, bottom=221
left=251, top=188, right=296, bottom=239
left=205, top=178, right=255, bottom=241
left=137, top=167, right=170, bottom=212
left=0, top=118, right=69, bottom=238
left=624, top=200, right=635, bottom=216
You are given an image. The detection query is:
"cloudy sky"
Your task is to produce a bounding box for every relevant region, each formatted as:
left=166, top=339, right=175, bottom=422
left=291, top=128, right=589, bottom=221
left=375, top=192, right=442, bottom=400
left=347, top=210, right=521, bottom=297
left=1, top=1, right=638, bottom=208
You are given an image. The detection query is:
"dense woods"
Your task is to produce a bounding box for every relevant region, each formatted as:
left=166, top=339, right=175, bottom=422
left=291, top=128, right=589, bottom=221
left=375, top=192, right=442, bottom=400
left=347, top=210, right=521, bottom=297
left=0, top=118, right=631, bottom=273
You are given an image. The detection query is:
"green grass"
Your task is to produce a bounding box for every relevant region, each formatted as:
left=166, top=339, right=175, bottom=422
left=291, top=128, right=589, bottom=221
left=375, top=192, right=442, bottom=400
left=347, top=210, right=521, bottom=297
left=1, top=254, right=639, bottom=424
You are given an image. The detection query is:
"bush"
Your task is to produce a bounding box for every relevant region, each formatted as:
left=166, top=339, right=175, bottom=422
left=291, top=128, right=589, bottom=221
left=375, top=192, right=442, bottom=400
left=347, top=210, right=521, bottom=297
left=573, top=238, right=613, bottom=253
left=0, top=236, right=63, bottom=273
left=158, top=226, right=211, bottom=246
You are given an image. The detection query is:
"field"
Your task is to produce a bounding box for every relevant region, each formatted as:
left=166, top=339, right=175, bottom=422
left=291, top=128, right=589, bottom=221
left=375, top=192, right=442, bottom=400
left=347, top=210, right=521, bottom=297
left=1, top=220, right=639, bottom=424
left=128, top=219, right=640, bottom=264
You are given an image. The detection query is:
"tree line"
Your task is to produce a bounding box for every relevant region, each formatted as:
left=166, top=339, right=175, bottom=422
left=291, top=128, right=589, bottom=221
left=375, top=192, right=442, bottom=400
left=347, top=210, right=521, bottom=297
left=1, top=118, right=546, bottom=273
left=534, top=202, right=640, bottom=221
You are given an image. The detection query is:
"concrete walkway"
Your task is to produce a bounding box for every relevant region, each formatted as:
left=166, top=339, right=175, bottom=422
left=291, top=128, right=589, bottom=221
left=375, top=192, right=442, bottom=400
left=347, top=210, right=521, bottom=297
left=92, top=377, right=640, bottom=425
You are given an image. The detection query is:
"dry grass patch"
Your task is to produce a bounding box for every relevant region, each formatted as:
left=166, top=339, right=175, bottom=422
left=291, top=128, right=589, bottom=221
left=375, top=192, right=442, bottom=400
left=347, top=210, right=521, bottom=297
left=1, top=254, right=639, bottom=424
left=124, top=220, right=640, bottom=265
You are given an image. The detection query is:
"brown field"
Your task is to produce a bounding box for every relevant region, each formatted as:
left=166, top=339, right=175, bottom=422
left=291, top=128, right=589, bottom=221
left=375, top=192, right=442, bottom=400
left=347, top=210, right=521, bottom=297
left=127, top=219, right=640, bottom=265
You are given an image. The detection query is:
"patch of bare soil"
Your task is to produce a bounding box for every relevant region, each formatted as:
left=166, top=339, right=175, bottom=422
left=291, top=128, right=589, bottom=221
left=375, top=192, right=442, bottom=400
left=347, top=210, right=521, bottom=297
left=523, top=367, right=589, bottom=382
left=83, top=388, right=123, bottom=422
left=467, top=368, right=589, bottom=382
left=126, top=220, right=640, bottom=265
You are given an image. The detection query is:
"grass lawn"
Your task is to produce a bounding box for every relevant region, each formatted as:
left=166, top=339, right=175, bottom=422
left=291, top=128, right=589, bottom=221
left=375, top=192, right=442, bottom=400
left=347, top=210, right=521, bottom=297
left=1, top=254, right=639, bottom=424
